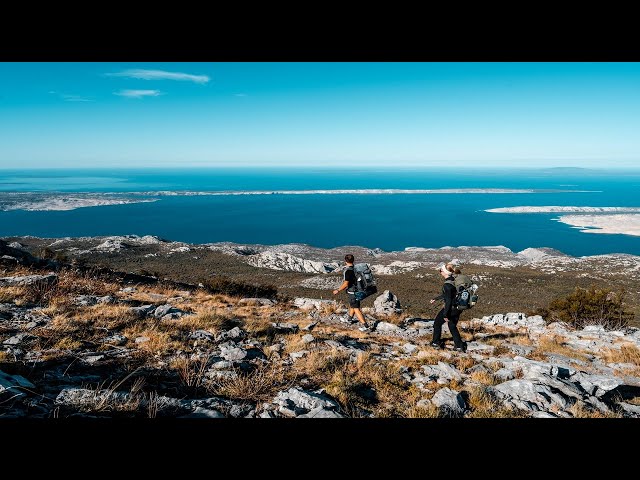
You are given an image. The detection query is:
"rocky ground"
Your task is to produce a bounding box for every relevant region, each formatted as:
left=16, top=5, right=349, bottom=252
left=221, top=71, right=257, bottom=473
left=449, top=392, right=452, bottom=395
left=4, top=235, right=640, bottom=323
left=1, top=238, right=640, bottom=418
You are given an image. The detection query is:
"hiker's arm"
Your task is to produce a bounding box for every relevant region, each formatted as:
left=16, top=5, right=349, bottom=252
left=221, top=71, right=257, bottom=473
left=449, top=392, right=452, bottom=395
left=333, top=280, right=350, bottom=295
left=430, top=293, right=444, bottom=303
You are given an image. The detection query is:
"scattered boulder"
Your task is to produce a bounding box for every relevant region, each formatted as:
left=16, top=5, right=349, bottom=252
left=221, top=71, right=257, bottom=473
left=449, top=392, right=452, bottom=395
left=373, top=290, right=402, bottom=315
left=188, top=330, right=215, bottom=343
left=431, top=387, right=467, bottom=417
left=0, top=370, right=35, bottom=396
left=216, top=326, right=246, bottom=341
left=0, top=274, right=57, bottom=287
left=102, top=334, right=127, bottom=346
left=219, top=346, right=248, bottom=362
left=293, top=298, right=337, bottom=310
left=272, top=387, right=341, bottom=417
left=238, top=298, right=276, bottom=306
left=130, top=304, right=156, bottom=317
left=271, top=322, right=299, bottom=333
left=374, top=321, right=401, bottom=333
left=301, top=334, right=315, bottom=344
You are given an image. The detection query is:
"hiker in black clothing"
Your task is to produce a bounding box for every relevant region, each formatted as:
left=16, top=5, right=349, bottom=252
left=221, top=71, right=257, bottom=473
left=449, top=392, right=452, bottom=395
left=332, top=254, right=369, bottom=331
left=430, top=262, right=467, bottom=352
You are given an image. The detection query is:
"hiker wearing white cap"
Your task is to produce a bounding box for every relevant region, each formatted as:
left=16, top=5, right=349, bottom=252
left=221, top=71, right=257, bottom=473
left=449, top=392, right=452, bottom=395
left=429, top=263, right=467, bottom=352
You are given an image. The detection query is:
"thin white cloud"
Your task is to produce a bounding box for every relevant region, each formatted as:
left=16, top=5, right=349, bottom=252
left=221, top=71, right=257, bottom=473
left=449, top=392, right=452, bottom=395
left=49, top=91, right=92, bottom=102
left=114, top=89, right=162, bottom=99
left=107, top=69, right=210, bottom=84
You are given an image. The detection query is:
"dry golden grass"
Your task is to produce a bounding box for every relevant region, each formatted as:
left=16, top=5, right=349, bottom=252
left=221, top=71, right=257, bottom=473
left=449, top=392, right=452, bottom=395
left=0, top=350, right=10, bottom=362
left=404, top=403, right=440, bottom=418
left=398, top=349, right=449, bottom=370
left=466, top=385, right=529, bottom=418
left=122, top=323, right=178, bottom=356
left=491, top=345, right=512, bottom=356
left=54, top=269, right=120, bottom=297
left=290, top=349, right=352, bottom=385
left=207, top=362, right=294, bottom=403
left=568, top=401, right=624, bottom=418
left=451, top=355, right=476, bottom=372
left=0, top=286, right=27, bottom=303
left=174, top=309, right=240, bottom=333
left=171, top=355, right=210, bottom=389
left=469, top=370, right=499, bottom=386
left=321, top=353, right=426, bottom=418
left=597, top=343, right=640, bottom=366
left=53, top=337, right=83, bottom=351
left=77, top=374, right=146, bottom=414
left=318, top=302, right=340, bottom=316
left=74, top=304, right=139, bottom=330
left=40, top=295, right=76, bottom=316
left=528, top=335, right=590, bottom=362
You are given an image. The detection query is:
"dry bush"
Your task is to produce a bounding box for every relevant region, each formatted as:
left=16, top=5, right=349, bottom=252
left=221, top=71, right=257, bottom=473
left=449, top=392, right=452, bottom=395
left=597, top=343, right=640, bottom=366
left=536, top=286, right=633, bottom=330
left=207, top=362, right=293, bottom=403
left=0, top=350, right=10, bottom=362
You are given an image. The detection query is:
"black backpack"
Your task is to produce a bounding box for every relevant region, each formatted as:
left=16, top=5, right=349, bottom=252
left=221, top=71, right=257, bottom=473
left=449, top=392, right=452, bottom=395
left=346, top=263, right=378, bottom=301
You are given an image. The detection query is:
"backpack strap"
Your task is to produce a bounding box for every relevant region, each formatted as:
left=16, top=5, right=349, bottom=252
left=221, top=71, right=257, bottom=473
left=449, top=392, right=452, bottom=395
left=343, top=265, right=354, bottom=281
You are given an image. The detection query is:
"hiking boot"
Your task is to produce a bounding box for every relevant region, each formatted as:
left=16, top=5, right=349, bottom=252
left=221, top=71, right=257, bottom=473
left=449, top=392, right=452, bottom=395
left=340, top=315, right=356, bottom=324
left=453, top=342, right=468, bottom=352
left=358, top=324, right=372, bottom=332
left=430, top=341, right=444, bottom=350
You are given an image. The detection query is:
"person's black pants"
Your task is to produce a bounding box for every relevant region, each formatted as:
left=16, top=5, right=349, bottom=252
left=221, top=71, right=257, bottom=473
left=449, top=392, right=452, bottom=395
left=432, top=308, right=464, bottom=347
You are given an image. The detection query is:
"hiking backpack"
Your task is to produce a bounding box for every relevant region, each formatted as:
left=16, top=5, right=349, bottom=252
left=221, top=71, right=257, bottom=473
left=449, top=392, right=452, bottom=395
left=446, top=276, right=479, bottom=310
left=346, top=263, right=378, bottom=301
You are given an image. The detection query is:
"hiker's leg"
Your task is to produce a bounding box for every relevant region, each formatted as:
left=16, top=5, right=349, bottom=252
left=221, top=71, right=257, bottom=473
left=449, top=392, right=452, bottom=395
left=448, top=313, right=464, bottom=348
left=348, top=307, right=355, bottom=317
left=432, top=309, right=445, bottom=343
left=349, top=297, right=365, bottom=324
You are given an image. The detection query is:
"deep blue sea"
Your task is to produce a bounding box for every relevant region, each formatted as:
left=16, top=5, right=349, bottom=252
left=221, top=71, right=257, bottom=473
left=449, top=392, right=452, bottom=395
left=1, top=167, right=639, bottom=257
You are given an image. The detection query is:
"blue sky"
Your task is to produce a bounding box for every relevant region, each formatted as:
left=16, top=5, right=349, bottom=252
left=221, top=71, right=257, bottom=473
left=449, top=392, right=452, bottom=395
left=1, top=62, right=639, bottom=169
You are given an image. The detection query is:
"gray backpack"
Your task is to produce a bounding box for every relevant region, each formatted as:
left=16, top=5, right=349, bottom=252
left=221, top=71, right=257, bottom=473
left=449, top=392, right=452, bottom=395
left=347, top=263, right=378, bottom=300
left=446, top=276, right=478, bottom=310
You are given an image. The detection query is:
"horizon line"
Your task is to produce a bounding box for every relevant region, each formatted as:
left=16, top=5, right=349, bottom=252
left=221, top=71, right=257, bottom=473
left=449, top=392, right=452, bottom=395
left=1, top=165, right=640, bottom=171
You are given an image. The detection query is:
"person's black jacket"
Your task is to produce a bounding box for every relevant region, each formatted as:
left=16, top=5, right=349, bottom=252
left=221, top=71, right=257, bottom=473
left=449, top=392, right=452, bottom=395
left=432, top=276, right=457, bottom=317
